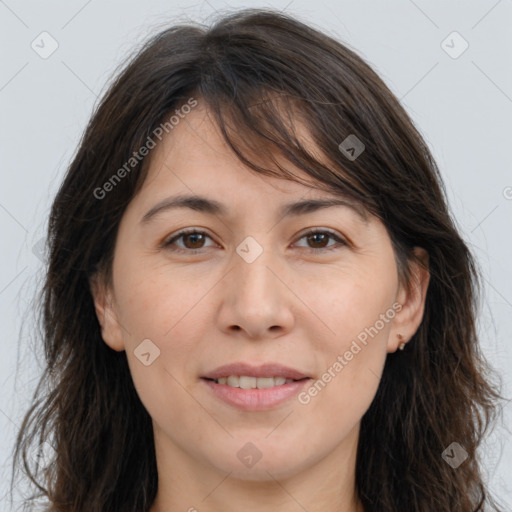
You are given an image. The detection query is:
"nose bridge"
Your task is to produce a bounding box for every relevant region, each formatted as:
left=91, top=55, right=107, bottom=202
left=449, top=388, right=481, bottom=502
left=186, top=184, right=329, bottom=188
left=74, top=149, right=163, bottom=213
left=225, top=236, right=288, bottom=326
left=218, top=234, right=294, bottom=337
left=233, top=236, right=277, bottom=303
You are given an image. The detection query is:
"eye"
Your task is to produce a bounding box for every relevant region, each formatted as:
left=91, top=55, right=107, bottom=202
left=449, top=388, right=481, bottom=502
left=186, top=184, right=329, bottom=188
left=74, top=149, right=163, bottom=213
left=162, top=228, right=347, bottom=254
left=294, top=229, right=347, bottom=252
left=163, top=229, right=217, bottom=253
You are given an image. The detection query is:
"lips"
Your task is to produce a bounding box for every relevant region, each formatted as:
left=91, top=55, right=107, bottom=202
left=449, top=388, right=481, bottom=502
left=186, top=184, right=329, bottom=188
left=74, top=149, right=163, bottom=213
left=201, top=362, right=312, bottom=381
left=202, top=375, right=312, bottom=411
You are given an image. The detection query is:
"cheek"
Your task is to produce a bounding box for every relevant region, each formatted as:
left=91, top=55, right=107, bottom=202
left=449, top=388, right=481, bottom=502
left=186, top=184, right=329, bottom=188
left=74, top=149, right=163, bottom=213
left=302, top=262, right=397, bottom=347
left=111, top=255, right=213, bottom=400
left=297, top=317, right=389, bottom=440
left=114, top=252, right=209, bottom=341
left=296, top=265, right=395, bottom=413
left=117, top=265, right=211, bottom=426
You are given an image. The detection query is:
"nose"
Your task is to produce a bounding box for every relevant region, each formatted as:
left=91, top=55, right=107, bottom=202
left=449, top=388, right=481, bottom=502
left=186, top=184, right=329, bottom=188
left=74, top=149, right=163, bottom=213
left=217, top=243, right=295, bottom=340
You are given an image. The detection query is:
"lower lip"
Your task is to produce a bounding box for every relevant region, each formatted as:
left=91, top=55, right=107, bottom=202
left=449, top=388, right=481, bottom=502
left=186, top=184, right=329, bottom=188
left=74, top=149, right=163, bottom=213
left=201, top=378, right=311, bottom=411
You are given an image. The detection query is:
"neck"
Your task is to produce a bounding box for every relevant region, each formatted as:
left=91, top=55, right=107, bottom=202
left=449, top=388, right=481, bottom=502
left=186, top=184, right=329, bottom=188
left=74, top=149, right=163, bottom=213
left=149, top=422, right=364, bottom=512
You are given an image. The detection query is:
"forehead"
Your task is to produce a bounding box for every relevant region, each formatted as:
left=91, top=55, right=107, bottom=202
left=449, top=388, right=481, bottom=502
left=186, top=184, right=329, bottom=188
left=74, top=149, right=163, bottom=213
left=135, top=100, right=369, bottom=223
left=150, top=95, right=333, bottom=176
left=149, top=102, right=317, bottom=186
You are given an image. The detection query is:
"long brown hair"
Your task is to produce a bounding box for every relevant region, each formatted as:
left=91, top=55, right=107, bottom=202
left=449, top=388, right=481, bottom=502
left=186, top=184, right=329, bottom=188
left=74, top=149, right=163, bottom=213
left=10, top=8, right=505, bottom=511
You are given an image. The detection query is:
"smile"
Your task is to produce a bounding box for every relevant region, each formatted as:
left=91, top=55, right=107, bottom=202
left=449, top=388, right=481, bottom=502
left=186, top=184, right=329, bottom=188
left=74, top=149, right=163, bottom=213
left=201, top=377, right=311, bottom=411
left=205, top=375, right=305, bottom=388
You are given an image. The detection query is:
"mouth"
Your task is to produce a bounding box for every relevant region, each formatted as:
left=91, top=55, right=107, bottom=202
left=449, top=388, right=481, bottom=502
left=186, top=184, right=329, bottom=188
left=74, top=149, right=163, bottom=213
left=201, top=376, right=311, bottom=411
left=201, top=362, right=312, bottom=385
left=200, top=362, right=312, bottom=411
left=202, top=375, right=309, bottom=389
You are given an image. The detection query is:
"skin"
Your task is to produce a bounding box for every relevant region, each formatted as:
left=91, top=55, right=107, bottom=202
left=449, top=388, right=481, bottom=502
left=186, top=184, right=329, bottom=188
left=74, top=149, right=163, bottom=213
left=91, top=101, right=430, bottom=512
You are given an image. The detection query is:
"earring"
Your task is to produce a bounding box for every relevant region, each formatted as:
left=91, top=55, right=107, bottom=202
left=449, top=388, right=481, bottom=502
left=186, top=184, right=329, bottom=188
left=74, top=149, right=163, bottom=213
left=397, top=333, right=406, bottom=351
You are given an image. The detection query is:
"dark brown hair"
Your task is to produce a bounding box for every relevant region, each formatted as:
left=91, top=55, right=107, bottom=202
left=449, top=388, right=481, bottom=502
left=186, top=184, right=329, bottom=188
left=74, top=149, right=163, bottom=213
left=10, top=7, right=505, bottom=511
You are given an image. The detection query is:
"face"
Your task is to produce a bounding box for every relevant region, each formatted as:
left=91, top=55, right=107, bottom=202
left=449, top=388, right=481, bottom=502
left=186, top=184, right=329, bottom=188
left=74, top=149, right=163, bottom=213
left=91, top=101, right=429, bottom=483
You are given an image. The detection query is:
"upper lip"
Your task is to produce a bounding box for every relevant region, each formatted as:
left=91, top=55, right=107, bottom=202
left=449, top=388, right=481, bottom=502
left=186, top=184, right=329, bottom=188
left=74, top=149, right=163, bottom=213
left=202, top=362, right=311, bottom=380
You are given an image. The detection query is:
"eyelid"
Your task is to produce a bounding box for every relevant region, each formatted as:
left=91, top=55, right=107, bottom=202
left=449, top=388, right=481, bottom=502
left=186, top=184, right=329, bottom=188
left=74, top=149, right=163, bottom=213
left=293, top=227, right=347, bottom=249
left=162, top=227, right=348, bottom=253
left=162, top=228, right=218, bottom=250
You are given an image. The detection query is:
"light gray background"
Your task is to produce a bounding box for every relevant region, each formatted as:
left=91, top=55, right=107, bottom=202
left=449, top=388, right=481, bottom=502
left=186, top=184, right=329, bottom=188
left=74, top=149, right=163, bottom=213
left=1, top=0, right=511, bottom=509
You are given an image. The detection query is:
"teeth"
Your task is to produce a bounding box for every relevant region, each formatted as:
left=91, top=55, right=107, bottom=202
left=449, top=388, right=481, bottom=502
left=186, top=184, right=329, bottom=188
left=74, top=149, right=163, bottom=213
left=256, top=377, right=278, bottom=389
left=215, top=376, right=295, bottom=388
left=240, top=376, right=257, bottom=389
left=227, top=376, right=239, bottom=387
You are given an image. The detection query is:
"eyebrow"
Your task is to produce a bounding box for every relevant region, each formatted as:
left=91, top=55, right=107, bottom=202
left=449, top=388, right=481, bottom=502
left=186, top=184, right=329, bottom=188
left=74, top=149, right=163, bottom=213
left=140, top=193, right=369, bottom=224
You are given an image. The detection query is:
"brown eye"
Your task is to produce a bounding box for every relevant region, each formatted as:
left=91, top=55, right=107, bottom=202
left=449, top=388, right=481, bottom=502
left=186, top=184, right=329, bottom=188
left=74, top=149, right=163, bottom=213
left=306, top=232, right=330, bottom=249
left=163, top=228, right=346, bottom=254
left=295, top=229, right=347, bottom=252
left=164, top=230, right=215, bottom=253
left=181, top=232, right=206, bottom=249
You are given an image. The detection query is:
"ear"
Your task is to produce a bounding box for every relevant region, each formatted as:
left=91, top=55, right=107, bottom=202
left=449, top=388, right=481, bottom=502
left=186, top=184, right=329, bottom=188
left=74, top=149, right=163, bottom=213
left=89, top=273, right=126, bottom=352
left=387, top=247, right=430, bottom=353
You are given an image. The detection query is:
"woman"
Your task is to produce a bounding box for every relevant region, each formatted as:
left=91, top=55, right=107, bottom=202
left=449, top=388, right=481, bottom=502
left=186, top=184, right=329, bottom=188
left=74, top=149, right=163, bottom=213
left=11, top=7, right=504, bottom=512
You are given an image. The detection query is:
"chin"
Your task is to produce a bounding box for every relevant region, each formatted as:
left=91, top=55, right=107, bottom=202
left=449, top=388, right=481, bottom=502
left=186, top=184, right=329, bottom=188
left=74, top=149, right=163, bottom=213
left=205, top=444, right=313, bottom=482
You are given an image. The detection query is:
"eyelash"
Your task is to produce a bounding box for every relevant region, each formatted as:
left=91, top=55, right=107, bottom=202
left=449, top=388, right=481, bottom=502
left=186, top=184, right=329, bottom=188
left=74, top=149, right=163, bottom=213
left=162, top=228, right=347, bottom=254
